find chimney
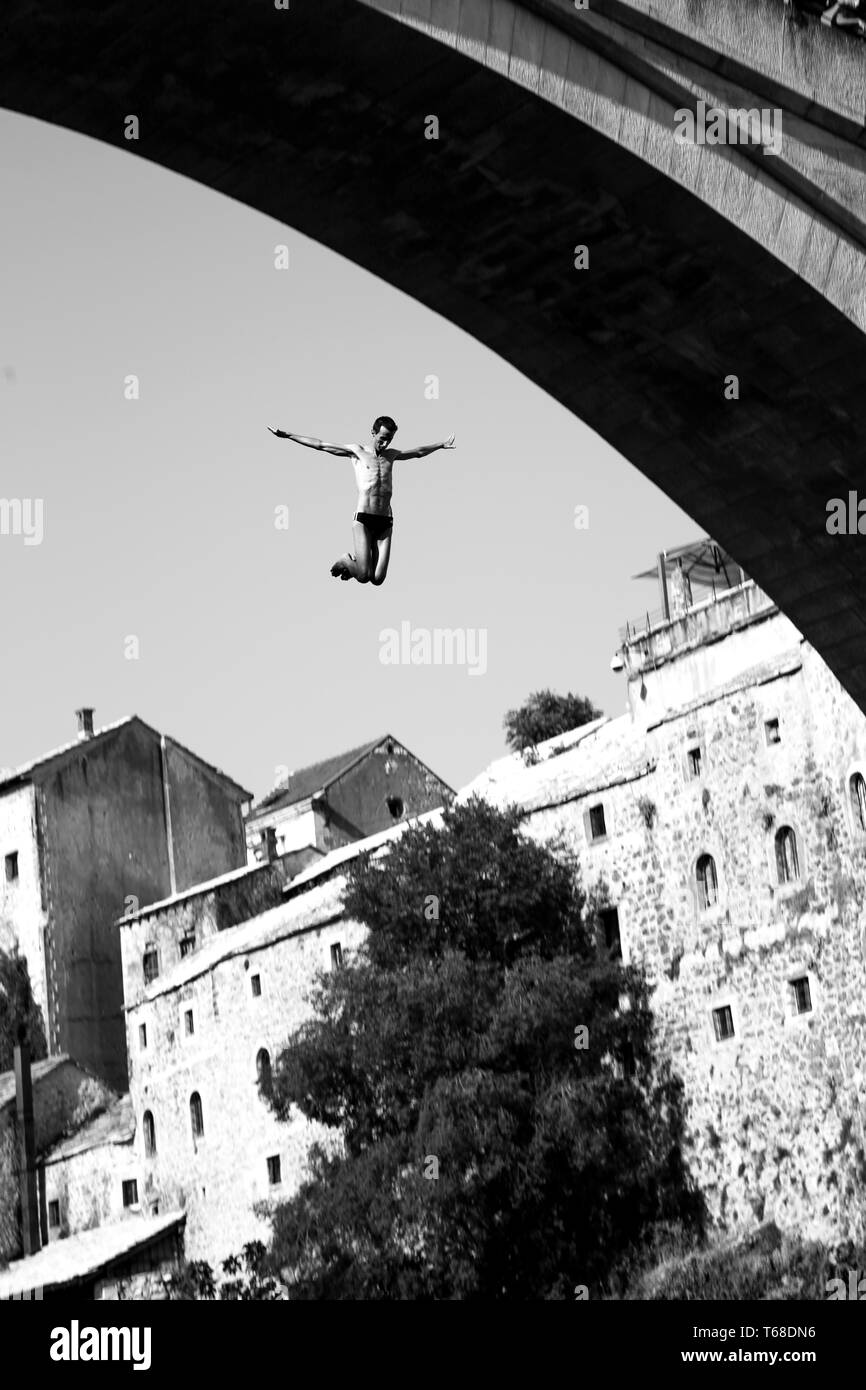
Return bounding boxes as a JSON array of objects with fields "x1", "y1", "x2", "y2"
[
  {"x1": 14, "y1": 1041, "x2": 41, "y2": 1257},
  {"x1": 75, "y1": 707, "x2": 95, "y2": 740},
  {"x1": 260, "y1": 827, "x2": 278, "y2": 863}
]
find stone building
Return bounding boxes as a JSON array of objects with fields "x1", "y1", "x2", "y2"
[
  {"x1": 0, "y1": 1053, "x2": 113, "y2": 1265},
  {"x1": 0, "y1": 710, "x2": 251, "y2": 1088},
  {"x1": 464, "y1": 542, "x2": 866, "y2": 1241},
  {"x1": 245, "y1": 734, "x2": 454, "y2": 862},
  {"x1": 14, "y1": 539, "x2": 866, "y2": 1266}
]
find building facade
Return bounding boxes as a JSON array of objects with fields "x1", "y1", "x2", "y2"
[
  {"x1": 0, "y1": 712, "x2": 251, "y2": 1089},
  {"x1": 245, "y1": 734, "x2": 454, "y2": 862}
]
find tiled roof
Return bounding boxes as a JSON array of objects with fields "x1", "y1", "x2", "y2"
[
  {"x1": 249, "y1": 735, "x2": 387, "y2": 815},
  {"x1": 0, "y1": 1055, "x2": 72, "y2": 1113},
  {"x1": 0, "y1": 716, "x2": 251, "y2": 799},
  {"x1": 0, "y1": 1211, "x2": 185, "y2": 1298},
  {"x1": 44, "y1": 1095, "x2": 134, "y2": 1164}
]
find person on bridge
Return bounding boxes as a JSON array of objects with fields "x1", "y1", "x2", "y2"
[{"x1": 267, "y1": 416, "x2": 456, "y2": 586}]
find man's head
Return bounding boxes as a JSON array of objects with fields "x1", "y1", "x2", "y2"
[{"x1": 372, "y1": 415, "x2": 398, "y2": 449}]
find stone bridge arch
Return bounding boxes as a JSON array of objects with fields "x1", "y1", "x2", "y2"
[{"x1": 3, "y1": 0, "x2": 866, "y2": 701}]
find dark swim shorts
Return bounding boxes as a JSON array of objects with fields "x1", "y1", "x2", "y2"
[{"x1": 354, "y1": 511, "x2": 393, "y2": 541}]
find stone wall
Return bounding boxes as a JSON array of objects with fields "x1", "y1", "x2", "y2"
[
  {"x1": 0, "y1": 783, "x2": 48, "y2": 1026},
  {"x1": 126, "y1": 874, "x2": 365, "y2": 1262},
  {"x1": 469, "y1": 619, "x2": 866, "y2": 1242},
  {"x1": 0, "y1": 1058, "x2": 113, "y2": 1264}
]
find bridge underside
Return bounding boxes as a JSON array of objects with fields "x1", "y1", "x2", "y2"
[{"x1": 3, "y1": 0, "x2": 866, "y2": 703}]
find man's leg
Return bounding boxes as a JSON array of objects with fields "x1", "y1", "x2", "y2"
[
  {"x1": 370, "y1": 528, "x2": 392, "y2": 586},
  {"x1": 331, "y1": 520, "x2": 375, "y2": 582}
]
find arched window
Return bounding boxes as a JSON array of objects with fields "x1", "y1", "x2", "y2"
[
  {"x1": 850, "y1": 774, "x2": 866, "y2": 832},
  {"x1": 143, "y1": 1109, "x2": 156, "y2": 1158},
  {"x1": 256, "y1": 1048, "x2": 272, "y2": 1093},
  {"x1": 190, "y1": 1091, "x2": 204, "y2": 1140},
  {"x1": 775, "y1": 827, "x2": 800, "y2": 884},
  {"x1": 696, "y1": 854, "x2": 718, "y2": 910}
]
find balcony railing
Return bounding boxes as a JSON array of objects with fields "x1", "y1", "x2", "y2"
[{"x1": 618, "y1": 580, "x2": 757, "y2": 646}]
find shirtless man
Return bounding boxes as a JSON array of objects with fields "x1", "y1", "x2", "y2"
[{"x1": 267, "y1": 415, "x2": 455, "y2": 585}]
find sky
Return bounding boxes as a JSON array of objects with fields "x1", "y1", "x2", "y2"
[{"x1": 0, "y1": 110, "x2": 702, "y2": 801}]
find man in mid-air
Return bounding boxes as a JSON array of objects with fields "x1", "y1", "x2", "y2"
[{"x1": 267, "y1": 415, "x2": 455, "y2": 586}]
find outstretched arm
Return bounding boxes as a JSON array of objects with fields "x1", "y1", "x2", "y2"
[
  {"x1": 268, "y1": 428, "x2": 354, "y2": 457},
  {"x1": 393, "y1": 434, "x2": 456, "y2": 460}
]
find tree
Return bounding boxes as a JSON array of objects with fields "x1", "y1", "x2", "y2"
[
  {"x1": 0, "y1": 947, "x2": 47, "y2": 1073},
  {"x1": 503, "y1": 689, "x2": 603, "y2": 753},
  {"x1": 166, "y1": 1243, "x2": 287, "y2": 1300},
  {"x1": 265, "y1": 798, "x2": 703, "y2": 1299}
]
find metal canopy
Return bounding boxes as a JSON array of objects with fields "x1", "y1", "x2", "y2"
[{"x1": 632, "y1": 538, "x2": 747, "y2": 591}]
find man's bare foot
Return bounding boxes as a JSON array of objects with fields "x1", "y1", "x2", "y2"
[{"x1": 330, "y1": 553, "x2": 354, "y2": 581}]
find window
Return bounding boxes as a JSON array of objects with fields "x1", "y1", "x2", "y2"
[
  {"x1": 775, "y1": 827, "x2": 800, "y2": 884},
  {"x1": 4, "y1": 851, "x2": 18, "y2": 883},
  {"x1": 257, "y1": 1048, "x2": 272, "y2": 1092},
  {"x1": 143, "y1": 1110, "x2": 156, "y2": 1158},
  {"x1": 599, "y1": 908, "x2": 622, "y2": 961},
  {"x1": 142, "y1": 948, "x2": 159, "y2": 986},
  {"x1": 330, "y1": 942, "x2": 343, "y2": 970},
  {"x1": 180, "y1": 935, "x2": 195, "y2": 959},
  {"x1": 184, "y1": 1009, "x2": 194, "y2": 1037},
  {"x1": 251, "y1": 973, "x2": 262, "y2": 998},
  {"x1": 687, "y1": 747, "x2": 702, "y2": 779},
  {"x1": 791, "y1": 977, "x2": 812, "y2": 1015},
  {"x1": 765, "y1": 718, "x2": 781, "y2": 746},
  {"x1": 122, "y1": 1179, "x2": 139, "y2": 1209},
  {"x1": 696, "y1": 854, "x2": 718, "y2": 910},
  {"x1": 267, "y1": 1155, "x2": 282, "y2": 1187},
  {"x1": 48, "y1": 1200, "x2": 60, "y2": 1229},
  {"x1": 850, "y1": 774, "x2": 866, "y2": 832},
  {"x1": 386, "y1": 795, "x2": 404, "y2": 819},
  {"x1": 190, "y1": 1091, "x2": 204, "y2": 1140},
  {"x1": 589, "y1": 804, "x2": 607, "y2": 840},
  {"x1": 139, "y1": 1023, "x2": 147, "y2": 1050},
  {"x1": 712, "y1": 1005, "x2": 735, "y2": 1042}
]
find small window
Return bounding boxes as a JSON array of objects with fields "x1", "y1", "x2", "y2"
[
  {"x1": 791, "y1": 977, "x2": 812, "y2": 1015},
  {"x1": 122, "y1": 1179, "x2": 139, "y2": 1209},
  {"x1": 184, "y1": 1008, "x2": 194, "y2": 1037},
  {"x1": 687, "y1": 747, "x2": 702, "y2": 779},
  {"x1": 712, "y1": 1005, "x2": 735, "y2": 1042},
  {"x1": 257, "y1": 1048, "x2": 272, "y2": 1093},
  {"x1": 599, "y1": 908, "x2": 622, "y2": 962},
  {"x1": 589, "y1": 804, "x2": 606, "y2": 840},
  {"x1": 139, "y1": 1023, "x2": 147, "y2": 1050},
  {"x1": 696, "y1": 854, "x2": 718, "y2": 910},
  {"x1": 267, "y1": 1155, "x2": 282, "y2": 1187},
  {"x1": 180, "y1": 935, "x2": 195, "y2": 959},
  {"x1": 850, "y1": 774, "x2": 866, "y2": 832},
  {"x1": 48, "y1": 1200, "x2": 60, "y2": 1229},
  {"x1": 190, "y1": 1092, "x2": 204, "y2": 1140},
  {"x1": 251, "y1": 973, "x2": 262, "y2": 998},
  {"x1": 386, "y1": 795, "x2": 404, "y2": 819},
  {"x1": 775, "y1": 827, "x2": 800, "y2": 884},
  {"x1": 330, "y1": 942, "x2": 343, "y2": 970},
  {"x1": 4, "y1": 851, "x2": 18, "y2": 883},
  {"x1": 142, "y1": 948, "x2": 159, "y2": 986},
  {"x1": 765, "y1": 718, "x2": 781, "y2": 746},
  {"x1": 143, "y1": 1110, "x2": 156, "y2": 1158}
]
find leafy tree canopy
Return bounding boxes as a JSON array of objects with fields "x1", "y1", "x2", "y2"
[
  {"x1": 0, "y1": 947, "x2": 47, "y2": 1073},
  {"x1": 503, "y1": 689, "x2": 603, "y2": 753},
  {"x1": 267, "y1": 798, "x2": 702, "y2": 1299}
]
